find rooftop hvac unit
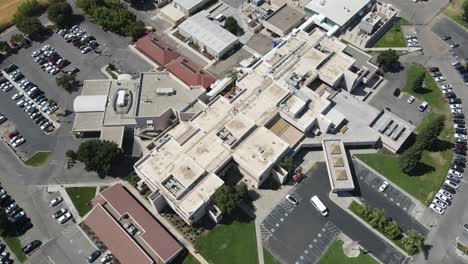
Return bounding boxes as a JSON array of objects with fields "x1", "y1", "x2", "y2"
[
  {"x1": 156, "y1": 87, "x2": 175, "y2": 96},
  {"x1": 116, "y1": 90, "x2": 126, "y2": 107}
]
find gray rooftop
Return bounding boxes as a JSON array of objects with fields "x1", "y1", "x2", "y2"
[
  {"x1": 305, "y1": 0, "x2": 371, "y2": 26},
  {"x1": 136, "y1": 72, "x2": 204, "y2": 117},
  {"x1": 265, "y1": 5, "x2": 305, "y2": 33},
  {"x1": 174, "y1": 0, "x2": 206, "y2": 11},
  {"x1": 178, "y1": 10, "x2": 239, "y2": 55}
]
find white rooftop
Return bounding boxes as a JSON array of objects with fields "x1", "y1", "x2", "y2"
[
  {"x1": 174, "y1": 0, "x2": 205, "y2": 12},
  {"x1": 74, "y1": 95, "x2": 107, "y2": 112},
  {"x1": 305, "y1": 0, "x2": 371, "y2": 26},
  {"x1": 178, "y1": 10, "x2": 238, "y2": 55}
]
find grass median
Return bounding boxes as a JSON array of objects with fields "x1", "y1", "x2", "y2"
[
  {"x1": 2, "y1": 232, "x2": 27, "y2": 263},
  {"x1": 373, "y1": 18, "x2": 409, "y2": 48},
  {"x1": 444, "y1": 0, "x2": 468, "y2": 29},
  {"x1": 24, "y1": 151, "x2": 51, "y2": 167},
  {"x1": 357, "y1": 64, "x2": 453, "y2": 204},
  {"x1": 318, "y1": 238, "x2": 378, "y2": 264},
  {"x1": 65, "y1": 187, "x2": 96, "y2": 217}
]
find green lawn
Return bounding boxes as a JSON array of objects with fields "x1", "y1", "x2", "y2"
[
  {"x1": 65, "y1": 187, "x2": 97, "y2": 217},
  {"x1": 24, "y1": 151, "x2": 51, "y2": 167},
  {"x1": 444, "y1": 0, "x2": 468, "y2": 29},
  {"x1": 318, "y1": 239, "x2": 378, "y2": 264},
  {"x1": 2, "y1": 233, "x2": 27, "y2": 263},
  {"x1": 194, "y1": 210, "x2": 258, "y2": 264},
  {"x1": 373, "y1": 18, "x2": 409, "y2": 47},
  {"x1": 264, "y1": 248, "x2": 281, "y2": 264},
  {"x1": 357, "y1": 64, "x2": 453, "y2": 204}
]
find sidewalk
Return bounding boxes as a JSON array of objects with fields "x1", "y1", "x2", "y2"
[
  {"x1": 121, "y1": 182, "x2": 209, "y2": 264},
  {"x1": 328, "y1": 192, "x2": 409, "y2": 257}
]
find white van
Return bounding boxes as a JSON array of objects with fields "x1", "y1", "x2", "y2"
[
  {"x1": 215, "y1": 14, "x2": 226, "y2": 22},
  {"x1": 310, "y1": 195, "x2": 328, "y2": 216},
  {"x1": 418, "y1": 101, "x2": 428, "y2": 112}
]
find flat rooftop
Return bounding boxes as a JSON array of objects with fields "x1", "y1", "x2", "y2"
[
  {"x1": 305, "y1": 0, "x2": 372, "y2": 26},
  {"x1": 102, "y1": 79, "x2": 139, "y2": 126},
  {"x1": 322, "y1": 139, "x2": 355, "y2": 192},
  {"x1": 265, "y1": 5, "x2": 305, "y2": 33},
  {"x1": 370, "y1": 110, "x2": 415, "y2": 153},
  {"x1": 136, "y1": 72, "x2": 204, "y2": 117}
]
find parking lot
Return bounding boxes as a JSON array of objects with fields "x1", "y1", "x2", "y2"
[{"x1": 262, "y1": 162, "x2": 410, "y2": 264}]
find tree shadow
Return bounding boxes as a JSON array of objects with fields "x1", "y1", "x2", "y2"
[
  {"x1": 219, "y1": 208, "x2": 254, "y2": 225},
  {"x1": 414, "y1": 87, "x2": 432, "y2": 94},
  {"x1": 409, "y1": 162, "x2": 435, "y2": 176},
  {"x1": 426, "y1": 139, "x2": 452, "y2": 152},
  {"x1": 388, "y1": 61, "x2": 404, "y2": 73}
]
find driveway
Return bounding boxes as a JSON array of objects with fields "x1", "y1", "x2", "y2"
[{"x1": 262, "y1": 162, "x2": 409, "y2": 264}]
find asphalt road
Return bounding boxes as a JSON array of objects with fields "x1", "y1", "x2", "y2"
[{"x1": 263, "y1": 163, "x2": 409, "y2": 264}]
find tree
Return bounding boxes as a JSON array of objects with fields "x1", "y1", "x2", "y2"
[
  {"x1": 10, "y1": 34, "x2": 25, "y2": 45},
  {"x1": 224, "y1": 16, "x2": 239, "y2": 35},
  {"x1": 412, "y1": 72, "x2": 424, "y2": 93},
  {"x1": 384, "y1": 220, "x2": 401, "y2": 240},
  {"x1": 0, "y1": 42, "x2": 11, "y2": 54},
  {"x1": 376, "y1": 49, "x2": 399, "y2": 72},
  {"x1": 66, "y1": 150, "x2": 77, "y2": 160},
  {"x1": 56, "y1": 73, "x2": 77, "y2": 93},
  {"x1": 279, "y1": 157, "x2": 294, "y2": 173},
  {"x1": 214, "y1": 185, "x2": 242, "y2": 215},
  {"x1": 128, "y1": 21, "x2": 146, "y2": 41},
  {"x1": 463, "y1": 0, "x2": 468, "y2": 23},
  {"x1": 399, "y1": 144, "x2": 423, "y2": 174},
  {"x1": 401, "y1": 229, "x2": 425, "y2": 255},
  {"x1": 15, "y1": 0, "x2": 44, "y2": 17},
  {"x1": 47, "y1": 1, "x2": 73, "y2": 28},
  {"x1": 235, "y1": 182, "x2": 249, "y2": 201},
  {"x1": 76, "y1": 139, "x2": 123, "y2": 175},
  {"x1": 416, "y1": 114, "x2": 445, "y2": 149},
  {"x1": 368, "y1": 208, "x2": 387, "y2": 231},
  {"x1": 358, "y1": 203, "x2": 372, "y2": 220},
  {"x1": 14, "y1": 15, "x2": 42, "y2": 36}
]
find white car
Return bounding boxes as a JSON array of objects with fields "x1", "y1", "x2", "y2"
[
  {"x1": 407, "y1": 96, "x2": 415, "y2": 104},
  {"x1": 450, "y1": 104, "x2": 463, "y2": 109},
  {"x1": 11, "y1": 93, "x2": 23, "y2": 100},
  {"x1": 285, "y1": 194, "x2": 298, "y2": 205},
  {"x1": 444, "y1": 180, "x2": 459, "y2": 189},
  {"x1": 12, "y1": 137, "x2": 25, "y2": 147},
  {"x1": 2, "y1": 84, "x2": 12, "y2": 92},
  {"x1": 433, "y1": 198, "x2": 447, "y2": 209},
  {"x1": 57, "y1": 212, "x2": 72, "y2": 224},
  {"x1": 435, "y1": 192, "x2": 450, "y2": 204},
  {"x1": 50, "y1": 196, "x2": 63, "y2": 207},
  {"x1": 81, "y1": 47, "x2": 91, "y2": 54},
  {"x1": 430, "y1": 203, "x2": 444, "y2": 215},
  {"x1": 435, "y1": 76, "x2": 446, "y2": 82},
  {"x1": 448, "y1": 169, "x2": 463, "y2": 178},
  {"x1": 455, "y1": 134, "x2": 468, "y2": 139},
  {"x1": 441, "y1": 84, "x2": 453, "y2": 89},
  {"x1": 454, "y1": 124, "x2": 466, "y2": 129},
  {"x1": 418, "y1": 101, "x2": 428, "y2": 112},
  {"x1": 438, "y1": 189, "x2": 453, "y2": 199},
  {"x1": 379, "y1": 181, "x2": 389, "y2": 192}
]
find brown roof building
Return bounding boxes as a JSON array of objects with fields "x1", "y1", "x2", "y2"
[
  {"x1": 84, "y1": 184, "x2": 183, "y2": 264},
  {"x1": 166, "y1": 56, "x2": 216, "y2": 89},
  {"x1": 135, "y1": 34, "x2": 181, "y2": 66}
]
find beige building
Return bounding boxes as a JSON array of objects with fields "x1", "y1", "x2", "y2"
[{"x1": 263, "y1": 4, "x2": 305, "y2": 37}]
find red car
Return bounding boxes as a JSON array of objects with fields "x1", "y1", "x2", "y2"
[
  {"x1": 7, "y1": 130, "x2": 19, "y2": 139},
  {"x1": 444, "y1": 92, "x2": 455, "y2": 98},
  {"x1": 454, "y1": 144, "x2": 467, "y2": 150},
  {"x1": 428, "y1": 67, "x2": 439, "y2": 72}
]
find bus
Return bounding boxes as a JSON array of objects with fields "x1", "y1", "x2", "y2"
[{"x1": 310, "y1": 195, "x2": 328, "y2": 216}]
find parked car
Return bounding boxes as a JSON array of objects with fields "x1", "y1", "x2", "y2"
[
  {"x1": 435, "y1": 192, "x2": 450, "y2": 204},
  {"x1": 285, "y1": 194, "x2": 298, "y2": 205},
  {"x1": 455, "y1": 133, "x2": 468, "y2": 139},
  {"x1": 450, "y1": 43, "x2": 460, "y2": 48},
  {"x1": 433, "y1": 198, "x2": 448, "y2": 209},
  {"x1": 454, "y1": 119, "x2": 465, "y2": 125},
  {"x1": 378, "y1": 181, "x2": 389, "y2": 192},
  {"x1": 418, "y1": 101, "x2": 428, "y2": 112},
  {"x1": 444, "y1": 180, "x2": 459, "y2": 189},
  {"x1": 447, "y1": 174, "x2": 461, "y2": 183},
  {"x1": 49, "y1": 196, "x2": 63, "y2": 207},
  {"x1": 443, "y1": 35, "x2": 451, "y2": 40},
  {"x1": 441, "y1": 184, "x2": 456, "y2": 194},
  {"x1": 57, "y1": 212, "x2": 72, "y2": 224},
  {"x1": 435, "y1": 76, "x2": 446, "y2": 82},
  {"x1": 428, "y1": 67, "x2": 440, "y2": 72},
  {"x1": 12, "y1": 137, "x2": 25, "y2": 147},
  {"x1": 429, "y1": 203, "x2": 444, "y2": 215},
  {"x1": 407, "y1": 96, "x2": 415, "y2": 104},
  {"x1": 439, "y1": 189, "x2": 453, "y2": 199},
  {"x1": 87, "y1": 250, "x2": 102, "y2": 263},
  {"x1": 52, "y1": 208, "x2": 68, "y2": 219},
  {"x1": 22, "y1": 240, "x2": 41, "y2": 254},
  {"x1": 8, "y1": 211, "x2": 25, "y2": 223}
]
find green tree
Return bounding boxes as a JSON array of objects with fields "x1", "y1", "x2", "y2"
[
  {"x1": 214, "y1": 185, "x2": 242, "y2": 215},
  {"x1": 128, "y1": 21, "x2": 146, "y2": 40},
  {"x1": 47, "y1": 1, "x2": 73, "y2": 28},
  {"x1": 417, "y1": 114, "x2": 445, "y2": 149},
  {"x1": 384, "y1": 220, "x2": 401, "y2": 240},
  {"x1": 235, "y1": 182, "x2": 249, "y2": 201},
  {"x1": 399, "y1": 144, "x2": 423, "y2": 174},
  {"x1": 56, "y1": 73, "x2": 77, "y2": 93},
  {"x1": 377, "y1": 49, "x2": 399, "y2": 72},
  {"x1": 407, "y1": 229, "x2": 425, "y2": 251},
  {"x1": 412, "y1": 72, "x2": 424, "y2": 93},
  {"x1": 15, "y1": 0, "x2": 44, "y2": 17},
  {"x1": 368, "y1": 208, "x2": 387, "y2": 231},
  {"x1": 279, "y1": 157, "x2": 294, "y2": 173},
  {"x1": 463, "y1": 0, "x2": 468, "y2": 23},
  {"x1": 76, "y1": 0, "x2": 105, "y2": 14},
  {"x1": 10, "y1": 34, "x2": 25, "y2": 45},
  {"x1": 224, "y1": 16, "x2": 239, "y2": 35},
  {"x1": 0, "y1": 41, "x2": 11, "y2": 54},
  {"x1": 358, "y1": 203, "x2": 372, "y2": 220},
  {"x1": 66, "y1": 149, "x2": 77, "y2": 160},
  {"x1": 76, "y1": 139, "x2": 123, "y2": 175},
  {"x1": 14, "y1": 15, "x2": 42, "y2": 35}
]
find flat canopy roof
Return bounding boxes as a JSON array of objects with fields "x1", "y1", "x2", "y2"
[
  {"x1": 305, "y1": 0, "x2": 371, "y2": 26},
  {"x1": 322, "y1": 139, "x2": 355, "y2": 192},
  {"x1": 178, "y1": 10, "x2": 238, "y2": 55},
  {"x1": 74, "y1": 95, "x2": 107, "y2": 112}
]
